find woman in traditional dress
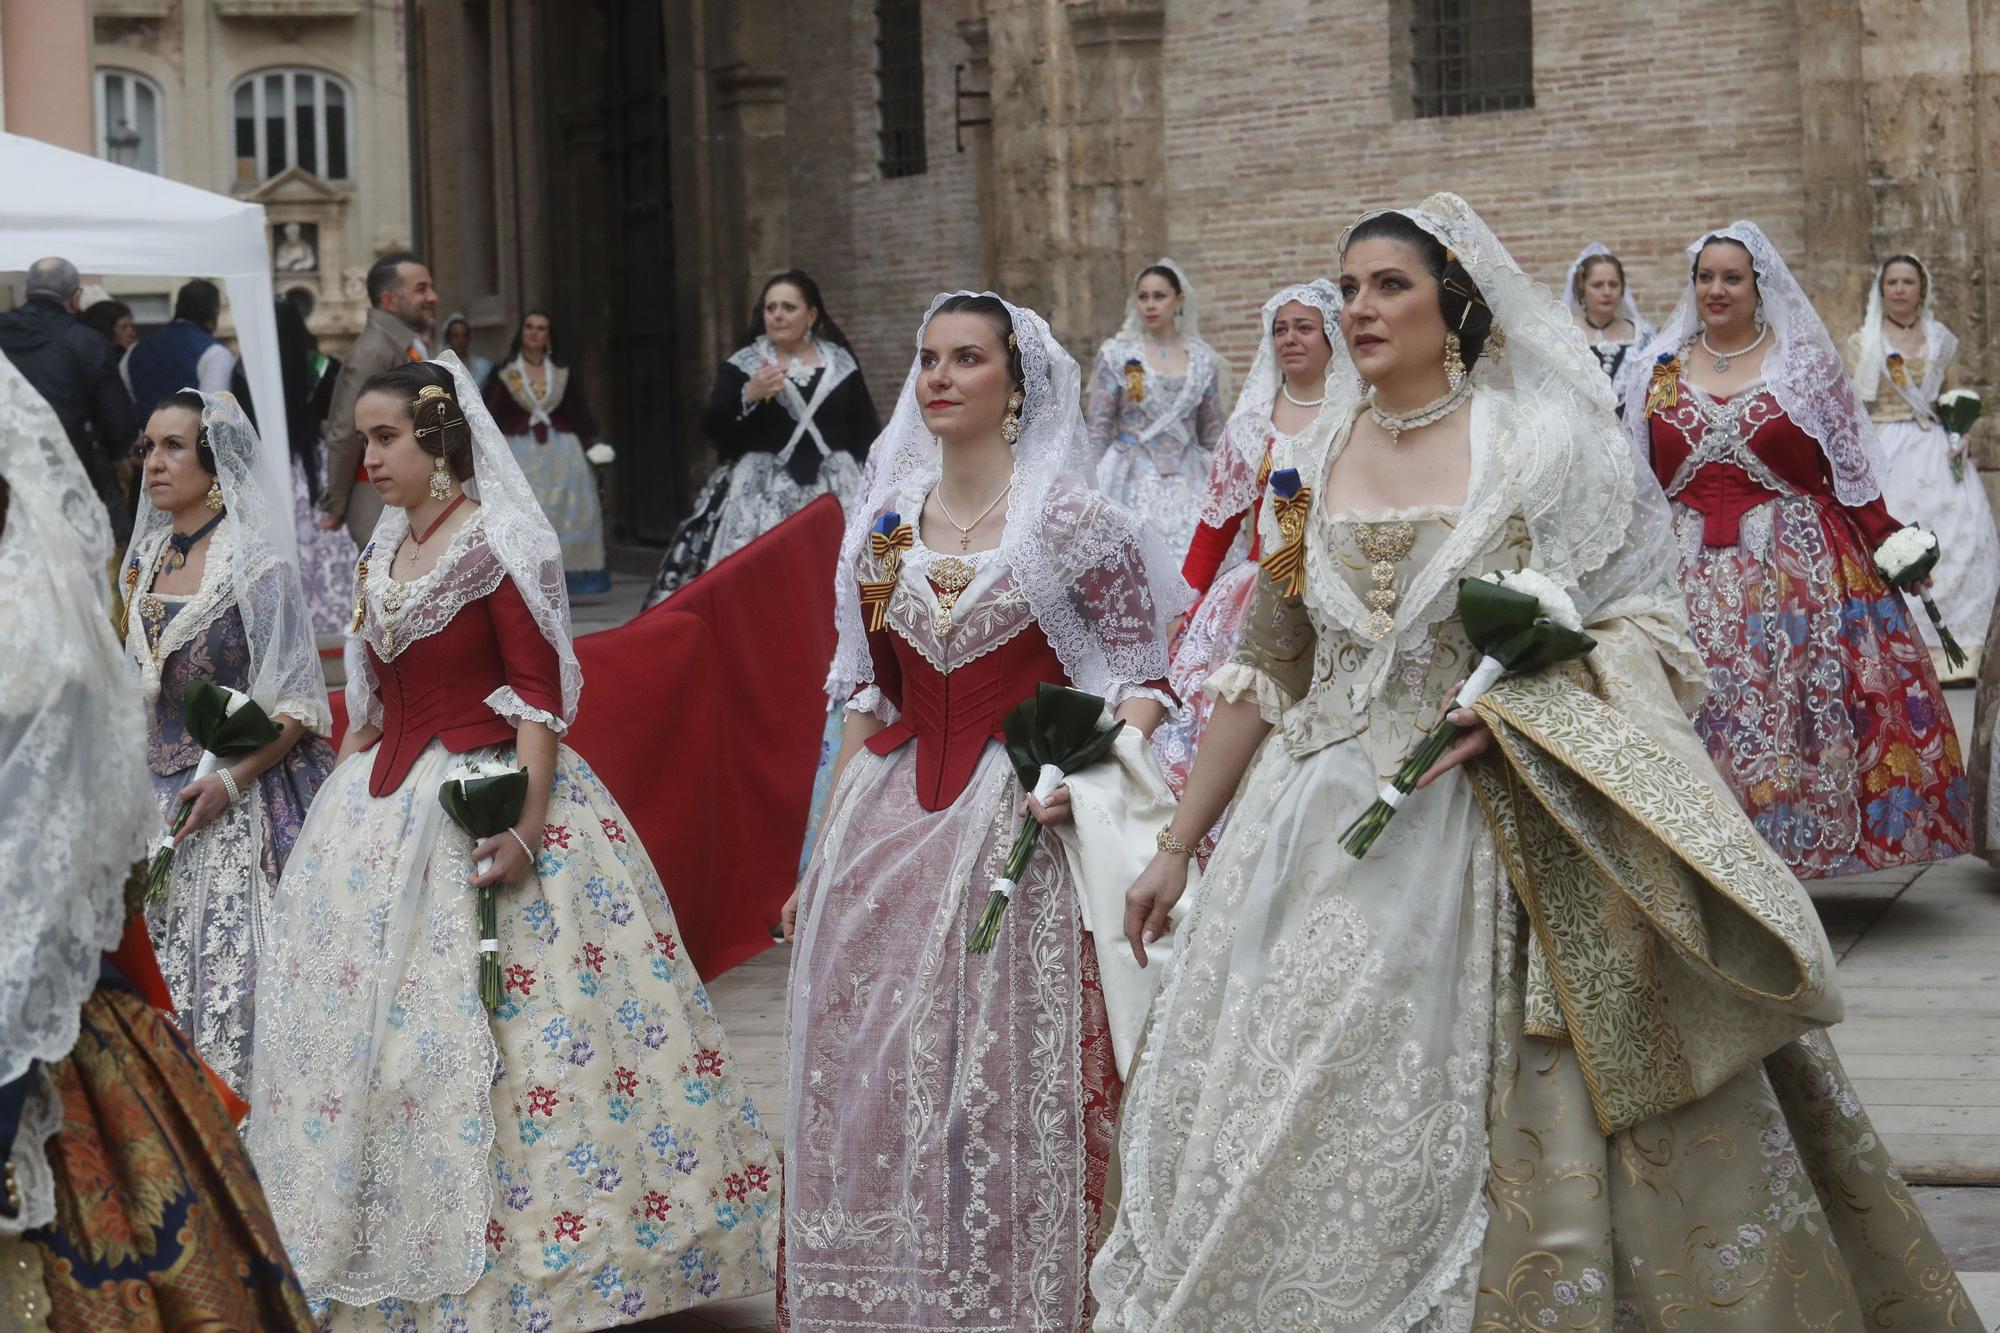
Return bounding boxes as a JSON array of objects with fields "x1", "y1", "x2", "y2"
[
  {"x1": 646, "y1": 270, "x2": 880, "y2": 605},
  {"x1": 246, "y1": 355, "x2": 779, "y2": 1330},
  {"x1": 1093, "y1": 194, "x2": 1972, "y2": 1332},
  {"x1": 1565, "y1": 241, "x2": 1654, "y2": 415},
  {"x1": 1843, "y1": 254, "x2": 1998, "y2": 680},
  {"x1": 120, "y1": 388, "x2": 335, "y2": 1097},
  {"x1": 484, "y1": 311, "x2": 611, "y2": 595},
  {"x1": 0, "y1": 353, "x2": 312, "y2": 1330},
  {"x1": 1085, "y1": 259, "x2": 1228, "y2": 561},
  {"x1": 1153, "y1": 279, "x2": 1341, "y2": 795},
  {"x1": 780, "y1": 293, "x2": 1186, "y2": 1332},
  {"x1": 1630, "y1": 225, "x2": 1968, "y2": 879}
]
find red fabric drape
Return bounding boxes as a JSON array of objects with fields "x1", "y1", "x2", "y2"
[{"x1": 327, "y1": 495, "x2": 844, "y2": 980}]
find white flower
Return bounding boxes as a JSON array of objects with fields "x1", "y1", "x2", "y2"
[
  {"x1": 1938, "y1": 388, "x2": 1981, "y2": 409},
  {"x1": 1874, "y1": 526, "x2": 1940, "y2": 580},
  {"x1": 1553, "y1": 1279, "x2": 1579, "y2": 1304},
  {"x1": 443, "y1": 759, "x2": 522, "y2": 785},
  {"x1": 1485, "y1": 567, "x2": 1583, "y2": 632},
  {"x1": 586, "y1": 442, "x2": 617, "y2": 466},
  {"x1": 1737, "y1": 1224, "x2": 1765, "y2": 1247},
  {"x1": 1579, "y1": 1268, "x2": 1605, "y2": 1295},
  {"x1": 219, "y1": 685, "x2": 253, "y2": 717}
]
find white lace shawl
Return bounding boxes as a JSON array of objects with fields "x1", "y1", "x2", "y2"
[
  {"x1": 826, "y1": 293, "x2": 1190, "y2": 707},
  {"x1": 1200, "y1": 279, "x2": 1342, "y2": 528},
  {"x1": 344, "y1": 352, "x2": 580, "y2": 732},
  {"x1": 496, "y1": 354, "x2": 569, "y2": 429},
  {"x1": 1625, "y1": 220, "x2": 1887, "y2": 506},
  {"x1": 1850, "y1": 255, "x2": 1958, "y2": 410},
  {"x1": 1272, "y1": 193, "x2": 1701, "y2": 712},
  {"x1": 0, "y1": 356, "x2": 155, "y2": 1230},
  {"x1": 120, "y1": 391, "x2": 330, "y2": 735}
]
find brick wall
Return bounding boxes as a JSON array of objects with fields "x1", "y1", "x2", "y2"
[{"x1": 1160, "y1": 0, "x2": 1806, "y2": 379}]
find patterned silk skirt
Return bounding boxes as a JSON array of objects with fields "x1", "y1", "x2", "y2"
[
  {"x1": 1674, "y1": 495, "x2": 1969, "y2": 879},
  {"x1": 5, "y1": 982, "x2": 313, "y2": 1331},
  {"x1": 507, "y1": 428, "x2": 609, "y2": 595}
]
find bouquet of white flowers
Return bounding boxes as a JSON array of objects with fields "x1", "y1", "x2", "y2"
[
  {"x1": 439, "y1": 759, "x2": 531, "y2": 1011},
  {"x1": 147, "y1": 681, "x2": 282, "y2": 903},
  {"x1": 1340, "y1": 569, "x2": 1595, "y2": 857},
  {"x1": 585, "y1": 441, "x2": 616, "y2": 466},
  {"x1": 1936, "y1": 389, "x2": 1982, "y2": 483},
  {"x1": 1875, "y1": 526, "x2": 1965, "y2": 671}
]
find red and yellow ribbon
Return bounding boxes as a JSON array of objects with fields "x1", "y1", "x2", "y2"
[
  {"x1": 860, "y1": 523, "x2": 914, "y2": 631},
  {"x1": 1259, "y1": 486, "x2": 1313, "y2": 599},
  {"x1": 1645, "y1": 356, "x2": 1681, "y2": 419}
]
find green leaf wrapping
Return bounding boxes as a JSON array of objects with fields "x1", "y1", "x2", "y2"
[
  {"x1": 438, "y1": 769, "x2": 531, "y2": 1012},
  {"x1": 1935, "y1": 394, "x2": 1983, "y2": 438},
  {"x1": 181, "y1": 680, "x2": 283, "y2": 758}
]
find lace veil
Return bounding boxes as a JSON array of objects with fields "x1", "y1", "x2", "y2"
[
  {"x1": 1850, "y1": 254, "x2": 1957, "y2": 406},
  {"x1": 1283, "y1": 193, "x2": 1690, "y2": 687},
  {"x1": 1625, "y1": 220, "x2": 1885, "y2": 506},
  {"x1": 1107, "y1": 256, "x2": 1232, "y2": 415},
  {"x1": 120, "y1": 391, "x2": 329, "y2": 733},
  {"x1": 0, "y1": 355, "x2": 155, "y2": 1227},
  {"x1": 1200, "y1": 279, "x2": 1342, "y2": 527},
  {"x1": 1562, "y1": 241, "x2": 1655, "y2": 341},
  {"x1": 826, "y1": 293, "x2": 1189, "y2": 704},
  {"x1": 345, "y1": 351, "x2": 582, "y2": 730}
]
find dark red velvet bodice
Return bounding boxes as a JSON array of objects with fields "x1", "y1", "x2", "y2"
[
  {"x1": 363, "y1": 574, "x2": 565, "y2": 796},
  {"x1": 861, "y1": 621, "x2": 1070, "y2": 813},
  {"x1": 1649, "y1": 387, "x2": 1900, "y2": 548}
]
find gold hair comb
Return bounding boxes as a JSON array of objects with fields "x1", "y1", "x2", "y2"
[{"x1": 413, "y1": 383, "x2": 464, "y2": 437}]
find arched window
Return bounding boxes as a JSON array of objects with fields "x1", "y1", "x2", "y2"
[
  {"x1": 231, "y1": 67, "x2": 352, "y2": 183},
  {"x1": 95, "y1": 69, "x2": 163, "y2": 175}
]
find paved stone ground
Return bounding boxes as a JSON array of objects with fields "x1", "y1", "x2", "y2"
[{"x1": 588, "y1": 570, "x2": 2000, "y2": 1331}]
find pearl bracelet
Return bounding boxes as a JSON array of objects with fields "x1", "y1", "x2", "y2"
[
  {"x1": 218, "y1": 767, "x2": 241, "y2": 804},
  {"x1": 506, "y1": 827, "x2": 535, "y2": 864}
]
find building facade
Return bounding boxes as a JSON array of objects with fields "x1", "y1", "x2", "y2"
[
  {"x1": 84, "y1": 0, "x2": 412, "y2": 352},
  {"x1": 409, "y1": 0, "x2": 2000, "y2": 543}
]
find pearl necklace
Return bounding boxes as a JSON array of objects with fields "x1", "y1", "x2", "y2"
[
  {"x1": 1699, "y1": 323, "x2": 1768, "y2": 372},
  {"x1": 1368, "y1": 379, "x2": 1471, "y2": 446},
  {"x1": 1280, "y1": 381, "x2": 1326, "y2": 408}
]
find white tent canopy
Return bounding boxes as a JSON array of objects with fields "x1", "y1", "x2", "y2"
[{"x1": 0, "y1": 131, "x2": 294, "y2": 559}]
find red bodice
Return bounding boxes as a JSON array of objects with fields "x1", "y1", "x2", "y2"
[
  {"x1": 1649, "y1": 388, "x2": 1900, "y2": 549},
  {"x1": 861, "y1": 620, "x2": 1070, "y2": 813},
  {"x1": 362, "y1": 575, "x2": 565, "y2": 796}
]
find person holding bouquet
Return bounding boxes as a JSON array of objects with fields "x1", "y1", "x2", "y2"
[
  {"x1": 1629, "y1": 225, "x2": 1968, "y2": 879},
  {"x1": 0, "y1": 354, "x2": 312, "y2": 1329},
  {"x1": 1092, "y1": 195, "x2": 1970, "y2": 1331},
  {"x1": 780, "y1": 293, "x2": 1187, "y2": 1331},
  {"x1": 1843, "y1": 254, "x2": 1998, "y2": 680},
  {"x1": 119, "y1": 388, "x2": 334, "y2": 1098},
  {"x1": 245, "y1": 356, "x2": 779, "y2": 1331}
]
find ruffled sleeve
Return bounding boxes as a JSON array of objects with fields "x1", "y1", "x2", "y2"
[
  {"x1": 484, "y1": 574, "x2": 568, "y2": 733},
  {"x1": 1212, "y1": 564, "x2": 1315, "y2": 723}
]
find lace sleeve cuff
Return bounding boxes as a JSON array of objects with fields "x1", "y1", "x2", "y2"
[
  {"x1": 0, "y1": 1067, "x2": 62, "y2": 1236},
  {"x1": 1107, "y1": 682, "x2": 1177, "y2": 714},
  {"x1": 277, "y1": 697, "x2": 335, "y2": 739},
  {"x1": 486, "y1": 686, "x2": 570, "y2": 735},
  {"x1": 1208, "y1": 662, "x2": 1293, "y2": 724},
  {"x1": 845, "y1": 684, "x2": 900, "y2": 725}
]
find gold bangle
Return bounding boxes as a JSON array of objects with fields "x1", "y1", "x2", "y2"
[{"x1": 1156, "y1": 825, "x2": 1197, "y2": 858}]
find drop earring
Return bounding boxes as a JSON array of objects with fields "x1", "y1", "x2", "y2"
[
  {"x1": 1443, "y1": 331, "x2": 1466, "y2": 391},
  {"x1": 1000, "y1": 392, "x2": 1024, "y2": 445},
  {"x1": 205, "y1": 477, "x2": 225, "y2": 510},
  {"x1": 429, "y1": 455, "x2": 455, "y2": 501}
]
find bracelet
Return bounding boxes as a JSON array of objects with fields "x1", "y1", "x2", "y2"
[
  {"x1": 218, "y1": 767, "x2": 241, "y2": 804},
  {"x1": 4, "y1": 1158, "x2": 19, "y2": 1216},
  {"x1": 506, "y1": 827, "x2": 535, "y2": 865},
  {"x1": 1156, "y1": 825, "x2": 1197, "y2": 858}
]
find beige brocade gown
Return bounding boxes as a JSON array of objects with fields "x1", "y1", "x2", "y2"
[{"x1": 1094, "y1": 508, "x2": 1973, "y2": 1331}]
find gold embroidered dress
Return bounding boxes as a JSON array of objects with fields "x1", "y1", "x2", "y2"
[{"x1": 1090, "y1": 195, "x2": 1972, "y2": 1333}]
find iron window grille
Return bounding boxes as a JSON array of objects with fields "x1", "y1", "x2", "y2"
[
  {"x1": 876, "y1": 0, "x2": 927, "y2": 178},
  {"x1": 1409, "y1": 0, "x2": 1533, "y2": 119}
]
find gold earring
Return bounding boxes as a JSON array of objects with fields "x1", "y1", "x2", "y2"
[
  {"x1": 205, "y1": 477, "x2": 225, "y2": 510},
  {"x1": 1001, "y1": 392, "x2": 1024, "y2": 444},
  {"x1": 428, "y1": 455, "x2": 455, "y2": 501},
  {"x1": 1443, "y1": 331, "x2": 1465, "y2": 391}
]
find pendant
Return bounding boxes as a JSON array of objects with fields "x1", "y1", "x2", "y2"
[
  {"x1": 1712, "y1": 353, "x2": 1729, "y2": 373},
  {"x1": 930, "y1": 556, "x2": 975, "y2": 641}
]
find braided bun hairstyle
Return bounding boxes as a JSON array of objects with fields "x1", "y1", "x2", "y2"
[{"x1": 359, "y1": 362, "x2": 475, "y2": 480}]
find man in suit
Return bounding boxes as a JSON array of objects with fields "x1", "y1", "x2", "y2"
[{"x1": 316, "y1": 252, "x2": 440, "y2": 544}]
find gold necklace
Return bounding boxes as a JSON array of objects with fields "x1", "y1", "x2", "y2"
[
  {"x1": 933, "y1": 482, "x2": 1010, "y2": 552},
  {"x1": 929, "y1": 556, "x2": 976, "y2": 640}
]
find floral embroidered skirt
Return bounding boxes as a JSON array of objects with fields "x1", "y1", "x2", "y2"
[
  {"x1": 507, "y1": 429, "x2": 608, "y2": 594},
  {"x1": 646, "y1": 451, "x2": 861, "y2": 608},
  {"x1": 292, "y1": 452, "x2": 360, "y2": 639},
  {"x1": 784, "y1": 740, "x2": 1121, "y2": 1332},
  {"x1": 248, "y1": 740, "x2": 779, "y2": 1331},
  {"x1": 1151, "y1": 557, "x2": 1257, "y2": 796},
  {"x1": 1674, "y1": 495, "x2": 1969, "y2": 879},
  {"x1": 9, "y1": 983, "x2": 313, "y2": 1331}
]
